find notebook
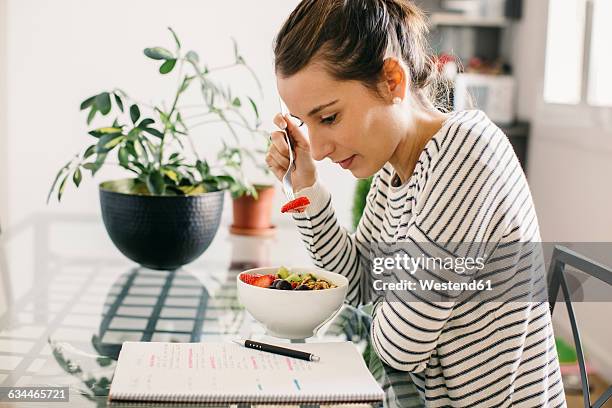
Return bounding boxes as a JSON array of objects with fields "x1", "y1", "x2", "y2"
[{"x1": 108, "y1": 341, "x2": 384, "y2": 404}]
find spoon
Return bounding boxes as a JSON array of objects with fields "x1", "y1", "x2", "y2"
[{"x1": 278, "y1": 98, "x2": 296, "y2": 201}]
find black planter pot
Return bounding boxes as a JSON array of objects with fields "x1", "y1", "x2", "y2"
[{"x1": 99, "y1": 179, "x2": 225, "y2": 270}]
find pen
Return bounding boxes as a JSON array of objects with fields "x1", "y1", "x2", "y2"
[{"x1": 232, "y1": 339, "x2": 320, "y2": 362}]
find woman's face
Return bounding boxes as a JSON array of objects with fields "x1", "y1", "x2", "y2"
[{"x1": 277, "y1": 63, "x2": 401, "y2": 179}]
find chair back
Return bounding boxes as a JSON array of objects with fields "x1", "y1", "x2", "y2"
[{"x1": 548, "y1": 245, "x2": 612, "y2": 408}]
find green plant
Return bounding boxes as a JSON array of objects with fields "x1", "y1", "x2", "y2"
[
  {"x1": 555, "y1": 337, "x2": 578, "y2": 364},
  {"x1": 352, "y1": 177, "x2": 373, "y2": 231},
  {"x1": 48, "y1": 27, "x2": 269, "y2": 202}
]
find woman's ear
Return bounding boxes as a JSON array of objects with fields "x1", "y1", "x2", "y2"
[{"x1": 382, "y1": 58, "x2": 407, "y2": 102}]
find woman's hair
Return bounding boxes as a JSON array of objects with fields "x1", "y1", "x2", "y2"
[{"x1": 274, "y1": 0, "x2": 452, "y2": 112}]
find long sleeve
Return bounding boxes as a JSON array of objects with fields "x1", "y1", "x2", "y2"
[
  {"x1": 293, "y1": 110, "x2": 566, "y2": 406},
  {"x1": 369, "y1": 222, "x2": 458, "y2": 373},
  {"x1": 369, "y1": 111, "x2": 527, "y2": 374},
  {"x1": 291, "y1": 177, "x2": 380, "y2": 307}
]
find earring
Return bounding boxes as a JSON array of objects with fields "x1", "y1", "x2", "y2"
[{"x1": 392, "y1": 97, "x2": 402, "y2": 105}]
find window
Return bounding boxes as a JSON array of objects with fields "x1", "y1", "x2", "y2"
[
  {"x1": 587, "y1": 0, "x2": 612, "y2": 106},
  {"x1": 544, "y1": 0, "x2": 612, "y2": 107},
  {"x1": 543, "y1": 0, "x2": 585, "y2": 104}
]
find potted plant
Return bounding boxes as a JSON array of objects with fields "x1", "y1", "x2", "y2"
[
  {"x1": 217, "y1": 146, "x2": 277, "y2": 237},
  {"x1": 229, "y1": 182, "x2": 277, "y2": 237},
  {"x1": 47, "y1": 28, "x2": 272, "y2": 269}
]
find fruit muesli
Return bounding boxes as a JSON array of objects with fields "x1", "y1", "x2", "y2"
[{"x1": 239, "y1": 266, "x2": 338, "y2": 291}]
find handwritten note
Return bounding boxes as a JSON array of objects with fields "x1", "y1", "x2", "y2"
[{"x1": 109, "y1": 341, "x2": 384, "y2": 404}]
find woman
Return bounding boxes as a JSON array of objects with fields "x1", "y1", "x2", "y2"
[{"x1": 266, "y1": 0, "x2": 565, "y2": 407}]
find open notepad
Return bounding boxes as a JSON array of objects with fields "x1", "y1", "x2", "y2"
[{"x1": 108, "y1": 341, "x2": 384, "y2": 404}]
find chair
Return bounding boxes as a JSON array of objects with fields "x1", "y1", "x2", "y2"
[{"x1": 548, "y1": 245, "x2": 612, "y2": 408}]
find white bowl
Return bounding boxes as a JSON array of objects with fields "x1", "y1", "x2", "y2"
[{"x1": 237, "y1": 266, "x2": 348, "y2": 339}]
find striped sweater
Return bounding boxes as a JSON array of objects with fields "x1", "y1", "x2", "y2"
[{"x1": 292, "y1": 110, "x2": 566, "y2": 407}]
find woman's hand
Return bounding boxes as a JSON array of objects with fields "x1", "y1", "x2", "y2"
[{"x1": 266, "y1": 113, "x2": 317, "y2": 193}]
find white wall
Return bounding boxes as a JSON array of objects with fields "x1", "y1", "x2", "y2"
[
  {"x1": 0, "y1": 0, "x2": 7, "y2": 318},
  {"x1": 512, "y1": 0, "x2": 612, "y2": 380},
  {"x1": 4, "y1": 0, "x2": 356, "y2": 232},
  {"x1": 0, "y1": 0, "x2": 8, "y2": 232}
]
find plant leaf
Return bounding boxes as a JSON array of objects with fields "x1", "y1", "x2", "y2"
[
  {"x1": 57, "y1": 174, "x2": 69, "y2": 201},
  {"x1": 142, "y1": 127, "x2": 164, "y2": 138},
  {"x1": 157, "y1": 110, "x2": 171, "y2": 127},
  {"x1": 162, "y1": 168, "x2": 179, "y2": 183},
  {"x1": 178, "y1": 76, "x2": 192, "y2": 94},
  {"x1": 231, "y1": 37, "x2": 240, "y2": 62},
  {"x1": 247, "y1": 96, "x2": 259, "y2": 121},
  {"x1": 180, "y1": 184, "x2": 207, "y2": 195},
  {"x1": 93, "y1": 127, "x2": 122, "y2": 135},
  {"x1": 138, "y1": 118, "x2": 154, "y2": 128},
  {"x1": 95, "y1": 92, "x2": 112, "y2": 115},
  {"x1": 47, "y1": 161, "x2": 71, "y2": 203},
  {"x1": 130, "y1": 104, "x2": 140, "y2": 124},
  {"x1": 159, "y1": 59, "x2": 176, "y2": 74},
  {"x1": 131, "y1": 161, "x2": 146, "y2": 172},
  {"x1": 102, "y1": 126, "x2": 122, "y2": 133},
  {"x1": 80, "y1": 95, "x2": 96, "y2": 110},
  {"x1": 168, "y1": 27, "x2": 181, "y2": 49},
  {"x1": 125, "y1": 141, "x2": 137, "y2": 157},
  {"x1": 214, "y1": 175, "x2": 235, "y2": 189},
  {"x1": 143, "y1": 47, "x2": 174, "y2": 60},
  {"x1": 185, "y1": 51, "x2": 199, "y2": 65},
  {"x1": 126, "y1": 128, "x2": 140, "y2": 142},
  {"x1": 136, "y1": 141, "x2": 147, "y2": 164},
  {"x1": 176, "y1": 112, "x2": 187, "y2": 131},
  {"x1": 113, "y1": 93, "x2": 124, "y2": 112},
  {"x1": 195, "y1": 160, "x2": 210, "y2": 178},
  {"x1": 97, "y1": 134, "x2": 123, "y2": 153},
  {"x1": 118, "y1": 146, "x2": 129, "y2": 168},
  {"x1": 86, "y1": 107, "x2": 97, "y2": 125},
  {"x1": 72, "y1": 168, "x2": 82, "y2": 187},
  {"x1": 146, "y1": 171, "x2": 165, "y2": 195},
  {"x1": 83, "y1": 145, "x2": 96, "y2": 159},
  {"x1": 104, "y1": 136, "x2": 123, "y2": 149},
  {"x1": 232, "y1": 97, "x2": 241, "y2": 107},
  {"x1": 91, "y1": 152, "x2": 107, "y2": 176}
]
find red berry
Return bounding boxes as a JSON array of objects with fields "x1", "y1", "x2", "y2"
[
  {"x1": 251, "y1": 274, "x2": 276, "y2": 288},
  {"x1": 281, "y1": 197, "x2": 311, "y2": 213},
  {"x1": 240, "y1": 273, "x2": 261, "y2": 285}
]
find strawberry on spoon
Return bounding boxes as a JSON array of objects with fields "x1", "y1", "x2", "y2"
[{"x1": 281, "y1": 196, "x2": 311, "y2": 213}]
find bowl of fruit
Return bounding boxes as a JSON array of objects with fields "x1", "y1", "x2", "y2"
[{"x1": 236, "y1": 266, "x2": 348, "y2": 339}]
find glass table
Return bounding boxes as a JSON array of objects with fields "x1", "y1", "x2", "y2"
[{"x1": 0, "y1": 214, "x2": 422, "y2": 407}]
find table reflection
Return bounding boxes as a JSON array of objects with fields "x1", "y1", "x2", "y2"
[{"x1": 0, "y1": 215, "x2": 422, "y2": 407}]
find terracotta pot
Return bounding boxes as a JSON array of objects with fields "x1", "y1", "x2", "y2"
[{"x1": 230, "y1": 185, "x2": 276, "y2": 237}]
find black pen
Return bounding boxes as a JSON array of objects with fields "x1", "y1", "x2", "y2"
[{"x1": 232, "y1": 339, "x2": 320, "y2": 362}]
